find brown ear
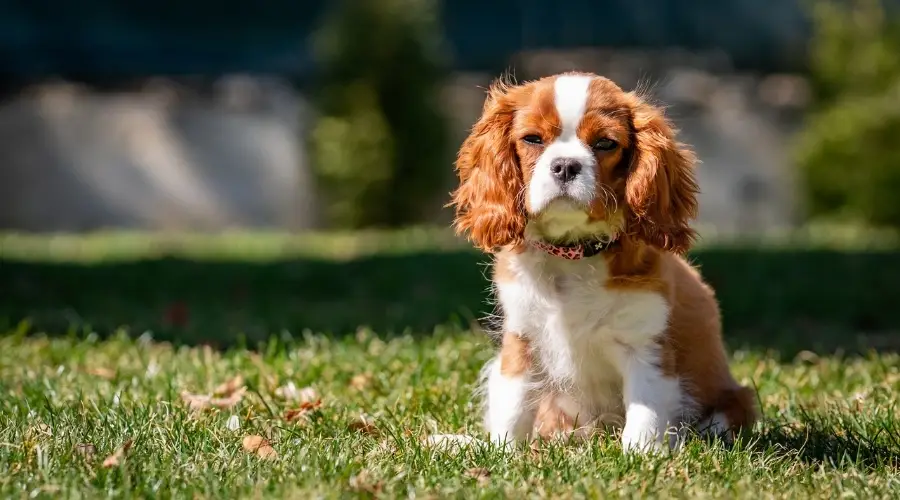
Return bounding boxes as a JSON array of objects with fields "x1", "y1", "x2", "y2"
[
  {"x1": 625, "y1": 94, "x2": 699, "y2": 253},
  {"x1": 448, "y1": 80, "x2": 525, "y2": 252}
]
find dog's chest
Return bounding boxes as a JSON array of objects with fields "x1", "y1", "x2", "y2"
[{"x1": 497, "y1": 253, "x2": 670, "y2": 395}]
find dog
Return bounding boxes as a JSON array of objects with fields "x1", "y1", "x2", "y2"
[{"x1": 448, "y1": 72, "x2": 757, "y2": 453}]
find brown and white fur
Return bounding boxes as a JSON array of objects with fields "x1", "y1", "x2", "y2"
[{"x1": 449, "y1": 72, "x2": 757, "y2": 453}]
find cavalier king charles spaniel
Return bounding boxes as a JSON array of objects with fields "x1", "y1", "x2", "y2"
[{"x1": 449, "y1": 72, "x2": 758, "y2": 453}]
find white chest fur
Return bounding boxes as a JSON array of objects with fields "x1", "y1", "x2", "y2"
[{"x1": 495, "y1": 249, "x2": 672, "y2": 422}]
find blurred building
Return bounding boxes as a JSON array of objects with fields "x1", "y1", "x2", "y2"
[{"x1": 0, "y1": 1, "x2": 826, "y2": 234}]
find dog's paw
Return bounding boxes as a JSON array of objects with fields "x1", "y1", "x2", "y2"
[{"x1": 621, "y1": 426, "x2": 666, "y2": 455}]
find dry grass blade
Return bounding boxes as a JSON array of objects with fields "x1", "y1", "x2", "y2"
[{"x1": 85, "y1": 367, "x2": 116, "y2": 380}]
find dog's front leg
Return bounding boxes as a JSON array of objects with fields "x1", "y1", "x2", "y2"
[
  {"x1": 620, "y1": 350, "x2": 682, "y2": 453},
  {"x1": 484, "y1": 332, "x2": 537, "y2": 448}
]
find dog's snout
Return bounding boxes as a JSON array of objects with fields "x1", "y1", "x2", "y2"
[{"x1": 550, "y1": 158, "x2": 583, "y2": 183}]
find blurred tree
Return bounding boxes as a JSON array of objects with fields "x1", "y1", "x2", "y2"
[
  {"x1": 795, "y1": 0, "x2": 900, "y2": 228},
  {"x1": 310, "y1": 0, "x2": 451, "y2": 228}
]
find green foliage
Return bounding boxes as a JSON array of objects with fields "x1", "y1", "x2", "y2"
[
  {"x1": 310, "y1": 0, "x2": 451, "y2": 229},
  {"x1": 796, "y1": 0, "x2": 900, "y2": 228}
]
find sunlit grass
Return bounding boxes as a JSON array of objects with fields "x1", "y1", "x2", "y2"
[
  {"x1": 1, "y1": 229, "x2": 898, "y2": 497},
  {"x1": 1, "y1": 327, "x2": 898, "y2": 498}
]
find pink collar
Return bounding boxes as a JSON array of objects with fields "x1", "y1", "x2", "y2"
[{"x1": 531, "y1": 237, "x2": 619, "y2": 260}]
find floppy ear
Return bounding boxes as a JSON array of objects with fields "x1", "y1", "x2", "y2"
[
  {"x1": 625, "y1": 94, "x2": 699, "y2": 253},
  {"x1": 448, "y1": 81, "x2": 526, "y2": 252}
]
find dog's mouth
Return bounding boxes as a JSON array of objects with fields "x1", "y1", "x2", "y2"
[{"x1": 526, "y1": 199, "x2": 623, "y2": 246}]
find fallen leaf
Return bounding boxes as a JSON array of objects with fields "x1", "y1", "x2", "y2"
[
  {"x1": 465, "y1": 467, "x2": 491, "y2": 486},
  {"x1": 242, "y1": 435, "x2": 266, "y2": 451},
  {"x1": 241, "y1": 435, "x2": 277, "y2": 460},
  {"x1": 349, "y1": 373, "x2": 372, "y2": 391},
  {"x1": 102, "y1": 439, "x2": 133, "y2": 468},
  {"x1": 348, "y1": 414, "x2": 379, "y2": 436},
  {"x1": 180, "y1": 387, "x2": 247, "y2": 412},
  {"x1": 283, "y1": 409, "x2": 309, "y2": 423},
  {"x1": 283, "y1": 399, "x2": 322, "y2": 423},
  {"x1": 86, "y1": 367, "x2": 116, "y2": 380},
  {"x1": 274, "y1": 382, "x2": 318, "y2": 403},
  {"x1": 180, "y1": 392, "x2": 211, "y2": 411},
  {"x1": 209, "y1": 390, "x2": 247, "y2": 408},
  {"x1": 213, "y1": 376, "x2": 244, "y2": 397},
  {"x1": 256, "y1": 444, "x2": 277, "y2": 460},
  {"x1": 74, "y1": 443, "x2": 96, "y2": 461},
  {"x1": 349, "y1": 469, "x2": 383, "y2": 494}
]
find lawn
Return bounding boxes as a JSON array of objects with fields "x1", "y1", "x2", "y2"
[{"x1": 1, "y1": 230, "x2": 899, "y2": 498}]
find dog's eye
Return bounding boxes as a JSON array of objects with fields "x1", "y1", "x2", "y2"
[
  {"x1": 592, "y1": 138, "x2": 617, "y2": 151},
  {"x1": 522, "y1": 135, "x2": 543, "y2": 145}
]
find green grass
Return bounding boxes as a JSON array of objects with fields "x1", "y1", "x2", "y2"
[
  {"x1": 1, "y1": 230, "x2": 900, "y2": 498},
  {"x1": 2, "y1": 327, "x2": 899, "y2": 498}
]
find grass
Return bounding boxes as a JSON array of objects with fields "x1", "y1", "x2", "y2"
[{"x1": 1, "y1": 229, "x2": 900, "y2": 498}]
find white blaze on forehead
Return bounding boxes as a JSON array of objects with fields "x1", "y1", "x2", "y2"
[
  {"x1": 553, "y1": 75, "x2": 593, "y2": 138},
  {"x1": 526, "y1": 73, "x2": 603, "y2": 235}
]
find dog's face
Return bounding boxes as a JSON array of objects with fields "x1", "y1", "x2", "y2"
[{"x1": 450, "y1": 72, "x2": 699, "y2": 253}]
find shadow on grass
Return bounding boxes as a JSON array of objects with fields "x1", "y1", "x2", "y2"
[
  {"x1": 752, "y1": 407, "x2": 900, "y2": 469},
  {"x1": 2, "y1": 247, "x2": 899, "y2": 356}
]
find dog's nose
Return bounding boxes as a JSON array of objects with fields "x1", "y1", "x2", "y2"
[{"x1": 550, "y1": 158, "x2": 582, "y2": 183}]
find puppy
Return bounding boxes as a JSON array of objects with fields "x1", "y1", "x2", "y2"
[{"x1": 449, "y1": 72, "x2": 757, "y2": 453}]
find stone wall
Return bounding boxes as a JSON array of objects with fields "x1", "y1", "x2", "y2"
[{"x1": 0, "y1": 76, "x2": 318, "y2": 231}]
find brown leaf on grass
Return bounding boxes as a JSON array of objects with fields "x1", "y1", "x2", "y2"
[
  {"x1": 213, "y1": 376, "x2": 244, "y2": 397},
  {"x1": 86, "y1": 367, "x2": 116, "y2": 380},
  {"x1": 209, "y1": 388, "x2": 247, "y2": 408},
  {"x1": 74, "y1": 443, "x2": 96, "y2": 461},
  {"x1": 102, "y1": 439, "x2": 133, "y2": 468},
  {"x1": 274, "y1": 382, "x2": 318, "y2": 403},
  {"x1": 349, "y1": 373, "x2": 372, "y2": 391},
  {"x1": 283, "y1": 399, "x2": 323, "y2": 423},
  {"x1": 180, "y1": 387, "x2": 247, "y2": 412},
  {"x1": 348, "y1": 414, "x2": 379, "y2": 436},
  {"x1": 465, "y1": 467, "x2": 491, "y2": 486},
  {"x1": 241, "y1": 435, "x2": 277, "y2": 460},
  {"x1": 256, "y1": 444, "x2": 277, "y2": 460},
  {"x1": 282, "y1": 409, "x2": 309, "y2": 423},
  {"x1": 349, "y1": 470, "x2": 384, "y2": 494}
]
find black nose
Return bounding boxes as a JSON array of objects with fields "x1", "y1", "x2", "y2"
[{"x1": 550, "y1": 158, "x2": 582, "y2": 183}]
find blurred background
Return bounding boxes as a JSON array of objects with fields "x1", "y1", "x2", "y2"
[{"x1": 1, "y1": 0, "x2": 898, "y2": 354}]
